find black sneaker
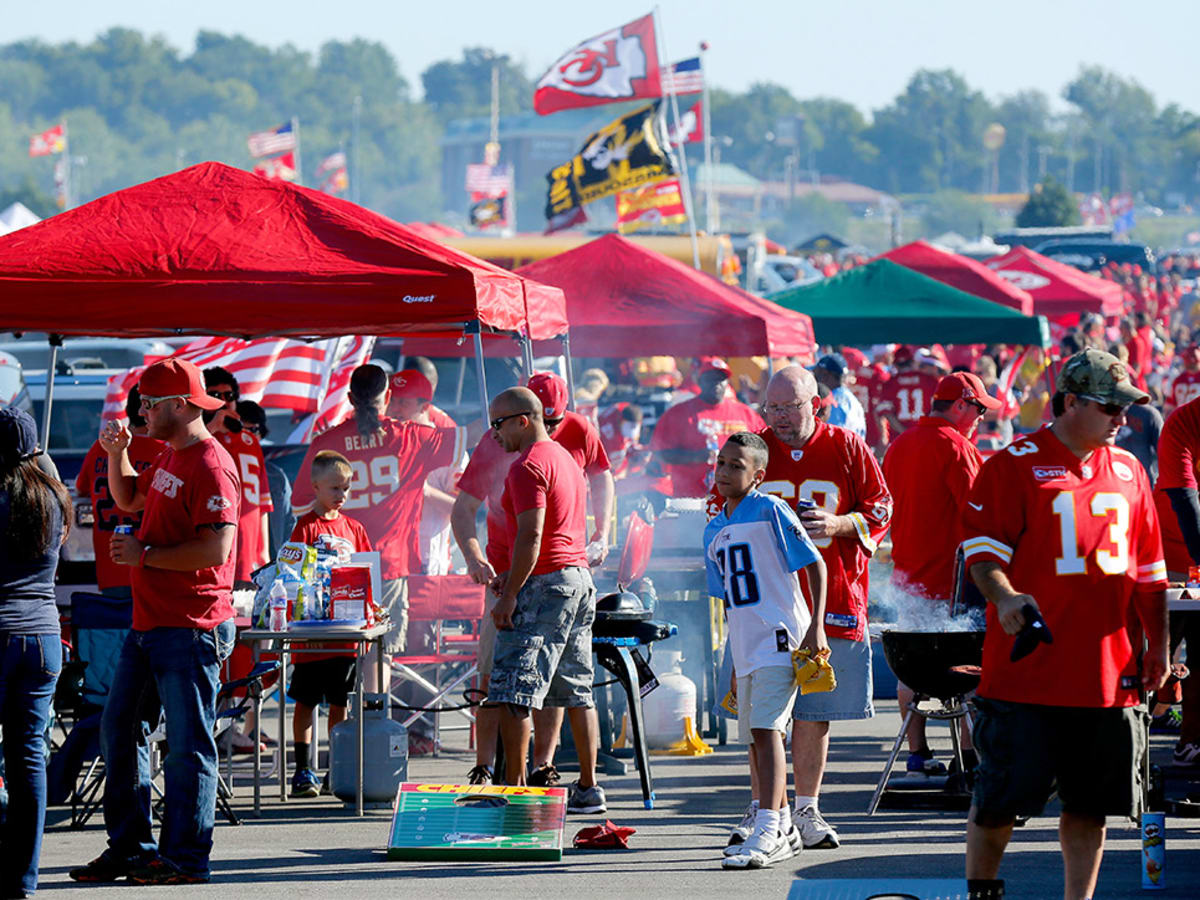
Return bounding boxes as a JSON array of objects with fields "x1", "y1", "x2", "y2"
[
  {"x1": 128, "y1": 858, "x2": 210, "y2": 885},
  {"x1": 566, "y1": 781, "x2": 607, "y2": 814},
  {"x1": 466, "y1": 764, "x2": 493, "y2": 785},
  {"x1": 68, "y1": 855, "x2": 137, "y2": 883},
  {"x1": 527, "y1": 764, "x2": 561, "y2": 787},
  {"x1": 320, "y1": 770, "x2": 332, "y2": 796}
]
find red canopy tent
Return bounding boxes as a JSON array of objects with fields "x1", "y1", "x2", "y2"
[
  {"x1": 875, "y1": 240, "x2": 1034, "y2": 316},
  {"x1": 0, "y1": 161, "x2": 566, "y2": 341},
  {"x1": 985, "y1": 245, "x2": 1124, "y2": 320},
  {"x1": 508, "y1": 234, "x2": 816, "y2": 360}
]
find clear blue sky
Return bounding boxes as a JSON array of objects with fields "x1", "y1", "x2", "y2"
[{"x1": 10, "y1": 0, "x2": 1197, "y2": 115}]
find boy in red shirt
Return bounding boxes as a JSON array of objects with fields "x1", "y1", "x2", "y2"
[{"x1": 286, "y1": 451, "x2": 372, "y2": 797}]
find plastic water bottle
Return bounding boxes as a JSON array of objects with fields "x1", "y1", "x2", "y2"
[{"x1": 268, "y1": 581, "x2": 289, "y2": 632}]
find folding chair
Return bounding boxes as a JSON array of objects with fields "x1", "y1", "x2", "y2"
[
  {"x1": 48, "y1": 592, "x2": 132, "y2": 829},
  {"x1": 390, "y1": 575, "x2": 486, "y2": 750}
]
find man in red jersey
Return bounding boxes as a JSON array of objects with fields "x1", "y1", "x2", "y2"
[
  {"x1": 485, "y1": 387, "x2": 604, "y2": 813},
  {"x1": 874, "y1": 347, "x2": 941, "y2": 445},
  {"x1": 451, "y1": 372, "x2": 612, "y2": 785},
  {"x1": 1152, "y1": 391, "x2": 1200, "y2": 763},
  {"x1": 1164, "y1": 343, "x2": 1200, "y2": 414},
  {"x1": 72, "y1": 359, "x2": 239, "y2": 886},
  {"x1": 962, "y1": 349, "x2": 1168, "y2": 900},
  {"x1": 76, "y1": 386, "x2": 164, "y2": 598},
  {"x1": 202, "y1": 367, "x2": 273, "y2": 586},
  {"x1": 714, "y1": 365, "x2": 891, "y2": 850},
  {"x1": 650, "y1": 358, "x2": 764, "y2": 496},
  {"x1": 882, "y1": 371, "x2": 997, "y2": 774}
]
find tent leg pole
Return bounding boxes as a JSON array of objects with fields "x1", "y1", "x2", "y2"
[
  {"x1": 562, "y1": 334, "x2": 576, "y2": 412},
  {"x1": 41, "y1": 335, "x2": 62, "y2": 450},
  {"x1": 455, "y1": 358, "x2": 466, "y2": 407},
  {"x1": 472, "y1": 329, "x2": 490, "y2": 418},
  {"x1": 519, "y1": 334, "x2": 535, "y2": 381}
]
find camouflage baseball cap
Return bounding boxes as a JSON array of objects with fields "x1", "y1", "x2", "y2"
[{"x1": 1056, "y1": 348, "x2": 1149, "y2": 406}]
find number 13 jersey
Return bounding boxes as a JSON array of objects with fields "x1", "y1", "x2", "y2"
[
  {"x1": 705, "y1": 490, "x2": 821, "y2": 676},
  {"x1": 962, "y1": 427, "x2": 1167, "y2": 708}
]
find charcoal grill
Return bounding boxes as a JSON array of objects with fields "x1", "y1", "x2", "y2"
[{"x1": 868, "y1": 629, "x2": 986, "y2": 815}]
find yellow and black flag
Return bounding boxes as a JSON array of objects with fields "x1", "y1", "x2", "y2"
[
  {"x1": 544, "y1": 101, "x2": 674, "y2": 230},
  {"x1": 469, "y1": 195, "x2": 507, "y2": 229}
]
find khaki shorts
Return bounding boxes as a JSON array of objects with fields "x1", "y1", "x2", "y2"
[
  {"x1": 487, "y1": 567, "x2": 596, "y2": 710},
  {"x1": 737, "y1": 665, "x2": 798, "y2": 742},
  {"x1": 379, "y1": 577, "x2": 409, "y2": 655},
  {"x1": 971, "y1": 697, "x2": 1147, "y2": 824},
  {"x1": 477, "y1": 591, "x2": 498, "y2": 678}
]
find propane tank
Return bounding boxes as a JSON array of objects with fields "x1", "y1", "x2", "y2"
[
  {"x1": 329, "y1": 693, "x2": 407, "y2": 803},
  {"x1": 641, "y1": 650, "x2": 697, "y2": 748}
]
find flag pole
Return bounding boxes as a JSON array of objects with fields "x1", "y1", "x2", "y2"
[
  {"x1": 700, "y1": 42, "x2": 715, "y2": 232},
  {"x1": 62, "y1": 119, "x2": 73, "y2": 210},
  {"x1": 352, "y1": 96, "x2": 362, "y2": 204},
  {"x1": 292, "y1": 116, "x2": 303, "y2": 187},
  {"x1": 654, "y1": 7, "x2": 701, "y2": 271}
]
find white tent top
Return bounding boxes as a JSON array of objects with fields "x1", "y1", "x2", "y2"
[{"x1": 0, "y1": 202, "x2": 41, "y2": 236}]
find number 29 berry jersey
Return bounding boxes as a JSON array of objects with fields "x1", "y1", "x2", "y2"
[
  {"x1": 704, "y1": 490, "x2": 821, "y2": 676},
  {"x1": 962, "y1": 427, "x2": 1167, "y2": 708}
]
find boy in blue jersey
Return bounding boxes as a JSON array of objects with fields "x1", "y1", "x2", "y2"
[{"x1": 706, "y1": 432, "x2": 828, "y2": 870}]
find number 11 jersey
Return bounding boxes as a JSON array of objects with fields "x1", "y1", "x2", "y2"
[
  {"x1": 705, "y1": 490, "x2": 821, "y2": 676},
  {"x1": 962, "y1": 426, "x2": 1167, "y2": 708}
]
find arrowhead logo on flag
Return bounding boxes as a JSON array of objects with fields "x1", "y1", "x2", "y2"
[
  {"x1": 534, "y1": 13, "x2": 662, "y2": 115},
  {"x1": 668, "y1": 100, "x2": 704, "y2": 145},
  {"x1": 253, "y1": 152, "x2": 297, "y2": 182},
  {"x1": 29, "y1": 124, "x2": 65, "y2": 157}
]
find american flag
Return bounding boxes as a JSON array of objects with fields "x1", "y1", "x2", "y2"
[
  {"x1": 247, "y1": 121, "x2": 297, "y2": 158},
  {"x1": 660, "y1": 57, "x2": 704, "y2": 95},
  {"x1": 103, "y1": 335, "x2": 376, "y2": 439},
  {"x1": 465, "y1": 163, "x2": 513, "y2": 196},
  {"x1": 316, "y1": 151, "x2": 346, "y2": 175}
]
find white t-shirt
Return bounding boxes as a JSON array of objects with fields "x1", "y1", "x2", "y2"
[{"x1": 704, "y1": 489, "x2": 820, "y2": 675}]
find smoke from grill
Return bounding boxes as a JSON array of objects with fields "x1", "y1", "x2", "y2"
[{"x1": 874, "y1": 577, "x2": 985, "y2": 633}]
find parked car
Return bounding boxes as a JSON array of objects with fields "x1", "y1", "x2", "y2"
[
  {"x1": 1032, "y1": 239, "x2": 1156, "y2": 274},
  {"x1": 0, "y1": 336, "x2": 173, "y2": 374}
]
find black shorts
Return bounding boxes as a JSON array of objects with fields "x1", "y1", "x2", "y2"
[
  {"x1": 971, "y1": 697, "x2": 1147, "y2": 825},
  {"x1": 287, "y1": 657, "x2": 357, "y2": 709}
]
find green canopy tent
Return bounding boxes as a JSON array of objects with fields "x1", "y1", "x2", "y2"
[{"x1": 768, "y1": 258, "x2": 1050, "y2": 347}]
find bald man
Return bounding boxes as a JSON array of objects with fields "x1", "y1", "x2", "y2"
[
  {"x1": 484, "y1": 389, "x2": 605, "y2": 812},
  {"x1": 710, "y1": 366, "x2": 892, "y2": 851}
]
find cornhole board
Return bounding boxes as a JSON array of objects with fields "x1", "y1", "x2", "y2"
[
  {"x1": 787, "y1": 879, "x2": 971, "y2": 900},
  {"x1": 387, "y1": 783, "x2": 568, "y2": 861}
]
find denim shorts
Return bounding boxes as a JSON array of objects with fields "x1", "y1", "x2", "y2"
[
  {"x1": 487, "y1": 567, "x2": 595, "y2": 710},
  {"x1": 791, "y1": 636, "x2": 874, "y2": 721}
]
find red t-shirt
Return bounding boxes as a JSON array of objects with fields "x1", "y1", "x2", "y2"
[
  {"x1": 291, "y1": 417, "x2": 464, "y2": 580},
  {"x1": 216, "y1": 430, "x2": 273, "y2": 583},
  {"x1": 850, "y1": 365, "x2": 889, "y2": 448},
  {"x1": 458, "y1": 410, "x2": 609, "y2": 573},
  {"x1": 708, "y1": 422, "x2": 892, "y2": 641},
  {"x1": 132, "y1": 437, "x2": 241, "y2": 631},
  {"x1": 76, "y1": 434, "x2": 164, "y2": 591},
  {"x1": 428, "y1": 405, "x2": 456, "y2": 428},
  {"x1": 883, "y1": 416, "x2": 982, "y2": 600},
  {"x1": 290, "y1": 510, "x2": 373, "y2": 660},
  {"x1": 963, "y1": 428, "x2": 1167, "y2": 707},
  {"x1": 501, "y1": 439, "x2": 588, "y2": 575},
  {"x1": 875, "y1": 371, "x2": 940, "y2": 440},
  {"x1": 1153, "y1": 398, "x2": 1200, "y2": 572},
  {"x1": 1166, "y1": 370, "x2": 1200, "y2": 412},
  {"x1": 649, "y1": 394, "x2": 765, "y2": 497}
]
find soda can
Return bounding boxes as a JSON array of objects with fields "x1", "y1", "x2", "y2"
[
  {"x1": 1142, "y1": 811, "x2": 1165, "y2": 889},
  {"x1": 113, "y1": 525, "x2": 134, "y2": 535},
  {"x1": 1188, "y1": 565, "x2": 1200, "y2": 588},
  {"x1": 796, "y1": 498, "x2": 817, "y2": 513}
]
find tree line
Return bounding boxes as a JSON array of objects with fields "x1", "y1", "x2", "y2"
[{"x1": 1, "y1": 29, "x2": 1196, "y2": 231}]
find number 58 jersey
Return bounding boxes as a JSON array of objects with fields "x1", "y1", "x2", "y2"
[
  {"x1": 705, "y1": 490, "x2": 821, "y2": 676},
  {"x1": 962, "y1": 427, "x2": 1167, "y2": 708}
]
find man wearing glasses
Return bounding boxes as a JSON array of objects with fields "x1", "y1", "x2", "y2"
[
  {"x1": 962, "y1": 349, "x2": 1168, "y2": 900},
  {"x1": 882, "y1": 371, "x2": 1000, "y2": 777},
  {"x1": 72, "y1": 358, "x2": 239, "y2": 885}
]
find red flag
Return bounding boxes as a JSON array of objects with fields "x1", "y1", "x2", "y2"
[
  {"x1": 996, "y1": 347, "x2": 1029, "y2": 420},
  {"x1": 533, "y1": 13, "x2": 662, "y2": 115},
  {"x1": 616, "y1": 179, "x2": 686, "y2": 233},
  {"x1": 29, "y1": 124, "x2": 65, "y2": 157},
  {"x1": 253, "y1": 152, "x2": 297, "y2": 182},
  {"x1": 668, "y1": 100, "x2": 704, "y2": 145}
]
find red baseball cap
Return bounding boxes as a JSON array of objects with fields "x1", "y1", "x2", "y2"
[
  {"x1": 390, "y1": 369, "x2": 433, "y2": 402},
  {"x1": 528, "y1": 372, "x2": 569, "y2": 419},
  {"x1": 933, "y1": 372, "x2": 1002, "y2": 410},
  {"x1": 696, "y1": 356, "x2": 733, "y2": 379},
  {"x1": 139, "y1": 358, "x2": 224, "y2": 410}
]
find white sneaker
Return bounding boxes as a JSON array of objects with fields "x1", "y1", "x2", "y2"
[
  {"x1": 722, "y1": 827, "x2": 793, "y2": 869},
  {"x1": 722, "y1": 802, "x2": 759, "y2": 856},
  {"x1": 782, "y1": 820, "x2": 803, "y2": 854},
  {"x1": 792, "y1": 804, "x2": 839, "y2": 849}
]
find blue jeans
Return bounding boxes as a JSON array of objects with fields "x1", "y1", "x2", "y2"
[
  {"x1": 0, "y1": 632, "x2": 61, "y2": 897},
  {"x1": 99, "y1": 620, "x2": 234, "y2": 878}
]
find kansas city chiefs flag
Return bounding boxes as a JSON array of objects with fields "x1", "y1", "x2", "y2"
[{"x1": 534, "y1": 13, "x2": 662, "y2": 115}]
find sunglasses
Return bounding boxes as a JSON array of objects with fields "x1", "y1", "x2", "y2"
[
  {"x1": 139, "y1": 394, "x2": 188, "y2": 410},
  {"x1": 1077, "y1": 394, "x2": 1129, "y2": 416},
  {"x1": 967, "y1": 400, "x2": 988, "y2": 415},
  {"x1": 489, "y1": 412, "x2": 526, "y2": 430},
  {"x1": 208, "y1": 389, "x2": 237, "y2": 402}
]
